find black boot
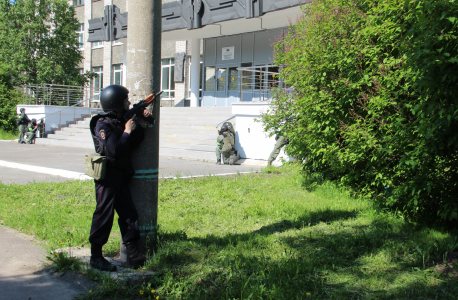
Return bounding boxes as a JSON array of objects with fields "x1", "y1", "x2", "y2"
[
  {"x1": 90, "y1": 256, "x2": 117, "y2": 272},
  {"x1": 90, "y1": 244, "x2": 117, "y2": 272},
  {"x1": 215, "y1": 159, "x2": 221, "y2": 165},
  {"x1": 125, "y1": 242, "x2": 146, "y2": 268}
]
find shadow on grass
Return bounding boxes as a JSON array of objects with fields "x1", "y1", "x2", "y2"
[{"x1": 146, "y1": 212, "x2": 458, "y2": 299}]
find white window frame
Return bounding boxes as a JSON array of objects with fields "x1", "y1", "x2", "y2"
[
  {"x1": 77, "y1": 23, "x2": 84, "y2": 50},
  {"x1": 93, "y1": 67, "x2": 103, "y2": 101},
  {"x1": 161, "y1": 58, "x2": 175, "y2": 99},
  {"x1": 74, "y1": 0, "x2": 84, "y2": 6},
  {"x1": 112, "y1": 64, "x2": 123, "y2": 86},
  {"x1": 92, "y1": 41, "x2": 104, "y2": 49}
]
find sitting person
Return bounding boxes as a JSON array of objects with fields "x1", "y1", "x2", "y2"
[{"x1": 24, "y1": 119, "x2": 38, "y2": 144}]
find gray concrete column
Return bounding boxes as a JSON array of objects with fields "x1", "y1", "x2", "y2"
[
  {"x1": 83, "y1": 1, "x2": 92, "y2": 107},
  {"x1": 103, "y1": 0, "x2": 113, "y2": 88},
  {"x1": 125, "y1": 0, "x2": 162, "y2": 255},
  {"x1": 190, "y1": 38, "x2": 200, "y2": 107}
]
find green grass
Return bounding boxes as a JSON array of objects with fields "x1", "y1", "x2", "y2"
[
  {"x1": 1, "y1": 165, "x2": 457, "y2": 299},
  {"x1": 0, "y1": 127, "x2": 18, "y2": 140}
]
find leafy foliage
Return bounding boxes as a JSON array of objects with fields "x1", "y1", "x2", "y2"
[
  {"x1": 0, "y1": 0, "x2": 90, "y2": 86},
  {"x1": 0, "y1": 63, "x2": 22, "y2": 131},
  {"x1": 263, "y1": 0, "x2": 458, "y2": 223}
]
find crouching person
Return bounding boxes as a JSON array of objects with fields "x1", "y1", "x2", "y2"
[
  {"x1": 88, "y1": 85, "x2": 155, "y2": 271},
  {"x1": 24, "y1": 119, "x2": 38, "y2": 144},
  {"x1": 215, "y1": 124, "x2": 239, "y2": 165},
  {"x1": 215, "y1": 134, "x2": 235, "y2": 165}
]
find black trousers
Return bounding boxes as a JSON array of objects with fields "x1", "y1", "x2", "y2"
[{"x1": 89, "y1": 166, "x2": 140, "y2": 247}]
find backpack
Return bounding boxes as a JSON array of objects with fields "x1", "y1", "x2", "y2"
[{"x1": 221, "y1": 134, "x2": 233, "y2": 154}]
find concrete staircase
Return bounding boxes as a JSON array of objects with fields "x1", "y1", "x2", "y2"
[{"x1": 36, "y1": 107, "x2": 233, "y2": 162}]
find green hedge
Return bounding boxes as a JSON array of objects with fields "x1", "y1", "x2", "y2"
[{"x1": 263, "y1": 0, "x2": 458, "y2": 223}]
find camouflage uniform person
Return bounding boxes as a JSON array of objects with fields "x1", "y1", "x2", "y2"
[
  {"x1": 17, "y1": 108, "x2": 30, "y2": 144},
  {"x1": 215, "y1": 134, "x2": 235, "y2": 164},
  {"x1": 24, "y1": 119, "x2": 38, "y2": 144},
  {"x1": 267, "y1": 134, "x2": 289, "y2": 166}
]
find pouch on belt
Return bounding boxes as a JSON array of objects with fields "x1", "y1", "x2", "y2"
[{"x1": 84, "y1": 153, "x2": 107, "y2": 180}]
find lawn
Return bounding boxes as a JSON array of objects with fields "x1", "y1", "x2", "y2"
[
  {"x1": 1, "y1": 165, "x2": 457, "y2": 299},
  {"x1": 0, "y1": 127, "x2": 18, "y2": 140}
]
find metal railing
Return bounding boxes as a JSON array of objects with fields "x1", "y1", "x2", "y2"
[
  {"x1": 216, "y1": 115, "x2": 236, "y2": 128},
  {"x1": 21, "y1": 83, "x2": 102, "y2": 106},
  {"x1": 237, "y1": 65, "x2": 282, "y2": 102},
  {"x1": 19, "y1": 90, "x2": 103, "y2": 136},
  {"x1": 43, "y1": 95, "x2": 102, "y2": 130}
]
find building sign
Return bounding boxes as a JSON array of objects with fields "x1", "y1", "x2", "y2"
[{"x1": 222, "y1": 46, "x2": 235, "y2": 60}]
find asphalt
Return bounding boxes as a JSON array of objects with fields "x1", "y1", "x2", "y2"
[{"x1": 0, "y1": 139, "x2": 264, "y2": 299}]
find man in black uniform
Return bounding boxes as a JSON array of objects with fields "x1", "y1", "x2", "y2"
[{"x1": 89, "y1": 85, "x2": 154, "y2": 271}]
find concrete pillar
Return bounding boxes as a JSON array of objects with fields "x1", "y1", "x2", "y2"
[
  {"x1": 103, "y1": 41, "x2": 112, "y2": 88},
  {"x1": 190, "y1": 38, "x2": 200, "y2": 107},
  {"x1": 124, "y1": 0, "x2": 162, "y2": 255},
  {"x1": 103, "y1": 0, "x2": 113, "y2": 88},
  {"x1": 83, "y1": 1, "x2": 92, "y2": 106}
]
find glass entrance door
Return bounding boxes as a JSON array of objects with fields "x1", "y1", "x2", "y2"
[
  {"x1": 202, "y1": 66, "x2": 240, "y2": 106},
  {"x1": 215, "y1": 68, "x2": 227, "y2": 106},
  {"x1": 227, "y1": 67, "x2": 239, "y2": 106}
]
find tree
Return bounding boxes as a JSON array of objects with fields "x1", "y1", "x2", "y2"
[
  {"x1": 0, "y1": 0, "x2": 90, "y2": 86},
  {"x1": 0, "y1": 63, "x2": 22, "y2": 132},
  {"x1": 263, "y1": 0, "x2": 458, "y2": 223}
]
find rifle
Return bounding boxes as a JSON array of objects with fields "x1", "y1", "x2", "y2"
[{"x1": 124, "y1": 91, "x2": 163, "y2": 125}]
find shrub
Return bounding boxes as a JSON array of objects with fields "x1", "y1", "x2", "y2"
[{"x1": 263, "y1": 0, "x2": 458, "y2": 223}]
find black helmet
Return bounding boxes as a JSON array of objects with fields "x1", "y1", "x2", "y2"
[
  {"x1": 100, "y1": 85, "x2": 129, "y2": 112},
  {"x1": 20, "y1": 108, "x2": 25, "y2": 113},
  {"x1": 220, "y1": 125, "x2": 228, "y2": 132},
  {"x1": 31, "y1": 118, "x2": 37, "y2": 125}
]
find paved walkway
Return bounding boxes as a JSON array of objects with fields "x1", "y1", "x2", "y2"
[
  {"x1": 0, "y1": 140, "x2": 263, "y2": 185},
  {"x1": 0, "y1": 226, "x2": 95, "y2": 300},
  {"x1": 0, "y1": 139, "x2": 264, "y2": 299}
]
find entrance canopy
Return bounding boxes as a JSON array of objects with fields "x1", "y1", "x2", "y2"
[{"x1": 162, "y1": 6, "x2": 303, "y2": 42}]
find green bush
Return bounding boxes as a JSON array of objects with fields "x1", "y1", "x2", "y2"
[
  {"x1": 263, "y1": 0, "x2": 458, "y2": 223},
  {"x1": 0, "y1": 63, "x2": 21, "y2": 132}
]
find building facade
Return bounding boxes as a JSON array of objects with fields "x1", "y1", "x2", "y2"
[{"x1": 71, "y1": 0, "x2": 305, "y2": 107}]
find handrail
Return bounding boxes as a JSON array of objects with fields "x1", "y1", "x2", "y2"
[
  {"x1": 40, "y1": 94, "x2": 99, "y2": 120},
  {"x1": 215, "y1": 115, "x2": 236, "y2": 128},
  {"x1": 22, "y1": 95, "x2": 101, "y2": 135}
]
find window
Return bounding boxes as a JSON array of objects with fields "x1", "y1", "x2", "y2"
[
  {"x1": 74, "y1": 0, "x2": 84, "y2": 6},
  {"x1": 267, "y1": 66, "x2": 279, "y2": 89},
  {"x1": 240, "y1": 62, "x2": 253, "y2": 90},
  {"x1": 254, "y1": 66, "x2": 265, "y2": 90},
  {"x1": 217, "y1": 68, "x2": 226, "y2": 92},
  {"x1": 188, "y1": 56, "x2": 203, "y2": 98},
  {"x1": 93, "y1": 67, "x2": 103, "y2": 101},
  {"x1": 76, "y1": 24, "x2": 84, "y2": 49},
  {"x1": 92, "y1": 41, "x2": 103, "y2": 48},
  {"x1": 112, "y1": 64, "x2": 123, "y2": 85},
  {"x1": 228, "y1": 67, "x2": 238, "y2": 91},
  {"x1": 161, "y1": 58, "x2": 175, "y2": 98},
  {"x1": 204, "y1": 66, "x2": 215, "y2": 92}
]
